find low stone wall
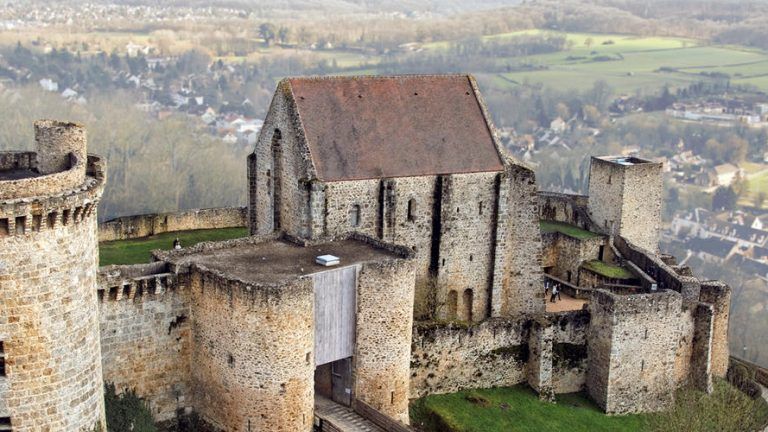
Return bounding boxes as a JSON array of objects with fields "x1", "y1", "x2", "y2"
[
  {"x1": 98, "y1": 207, "x2": 247, "y2": 242},
  {"x1": 410, "y1": 312, "x2": 590, "y2": 399}
]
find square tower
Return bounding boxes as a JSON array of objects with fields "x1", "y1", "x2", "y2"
[{"x1": 587, "y1": 156, "x2": 663, "y2": 253}]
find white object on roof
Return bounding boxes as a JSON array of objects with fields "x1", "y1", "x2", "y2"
[{"x1": 316, "y1": 254, "x2": 340, "y2": 267}]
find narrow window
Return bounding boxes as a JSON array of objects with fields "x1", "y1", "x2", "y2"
[
  {"x1": 463, "y1": 288, "x2": 474, "y2": 322},
  {"x1": 350, "y1": 204, "x2": 361, "y2": 227},
  {"x1": 0, "y1": 417, "x2": 10, "y2": 429},
  {"x1": 32, "y1": 214, "x2": 42, "y2": 232},
  {"x1": 407, "y1": 198, "x2": 416, "y2": 222},
  {"x1": 74, "y1": 206, "x2": 83, "y2": 222},
  {"x1": 469, "y1": 254, "x2": 473, "y2": 262},
  {"x1": 14, "y1": 216, "x2": 25, "y2": 235},
  {"x1": 62, "y1": 209, "x2": 71, "y2": 226},
  {"x1": 448, "y1": 291, "x2": 458, "y2": 319},
  {"x1": 266, "y1": 169, "x2": 271, "y2": 189},
  {"x1": 0, "y1": 219, "x2": 8, "y2": 236},
  {"x1": 608, "y1": 174, "x2": 612, "y2": 185},
  {"x1": 641, "y1": 359, "x2": 645, "y2": 371},
  {"x1": 479, "y1": 201, "x2": 484, "y2": 215},
  {"x1": 0, "y1": 341, "x2": 6, "y2": 376},
  {"x1": 47, "y1": 212, "x2": 57, "y2": 229}
]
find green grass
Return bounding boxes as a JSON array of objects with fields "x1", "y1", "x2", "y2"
[
  {"x1": 411, "y1": 380, "x2": 768, "y2": 432},
  {"x1": 410, "y1": 385, "x2": 647, "y2": 432},
  {"x1": 582, "y1": 259, "x2": 635, "y2": 279},
  {"x1": 540, "y1": 220, "x2": 602, "y2": 240},
  {"x1": 98, "y1": 227, "x2": 247, "y2": 266}
]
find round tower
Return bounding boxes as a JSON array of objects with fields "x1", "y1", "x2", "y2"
[{"x1": 0, "y1": 120, "x2": 106, "y2": 431}]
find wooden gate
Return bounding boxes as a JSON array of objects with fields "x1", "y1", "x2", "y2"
[{"x1": 313, "y1": 265, "x2": 357, "y2": 366}]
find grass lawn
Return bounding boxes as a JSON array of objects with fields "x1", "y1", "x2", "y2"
[
  {"x1": 411, "y1": 380, "x2": 768, "y2": 432},
  {"x1": 540, "y1": 220, "x2": 602, "y2": 240},
  {"x1": 582, "y1": 259, "x2": 635, "y2": 280},
  {"x1": 99, "y1": 227, "x2": 247, "y2": 266},
  {"x1": 410, "y1": 386, "x2": 647, "y2": 432}
]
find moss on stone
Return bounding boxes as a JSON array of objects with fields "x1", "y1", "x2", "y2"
[
  {"x1": 540, "y1": 220, "x2": 602, "y2": 240},
  {"x1": 582, "y1": 259, "x2": 635, "y2": 279}
]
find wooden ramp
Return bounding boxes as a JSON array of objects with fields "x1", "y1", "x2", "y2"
[{"x1": 314, "y1": 395, "x2": 384, "y2": 432}]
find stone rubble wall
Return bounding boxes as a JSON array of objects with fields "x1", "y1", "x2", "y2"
[
  {"x1": 188, "y1": 270, "x2": 315, "y2": 432},
  {"x1": 0, "y1": 153, "x2": 106, "y2": 431},
  {"x1": 98, "y1": 207, "x2": 247, "y2": 242},
  {"x1": 355, "y1": 260, "x2": 415, "y2": 424},
  {"x1": 587, "y1": 289, "x2": 684, "y2": 414},
  {"x1": 97, "y1": 266, "x2": 192, "y2": 423}
]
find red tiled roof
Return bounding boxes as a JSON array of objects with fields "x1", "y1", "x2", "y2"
[{"x1": 287, "y1": 75, "x2": 504, "y2": 181}]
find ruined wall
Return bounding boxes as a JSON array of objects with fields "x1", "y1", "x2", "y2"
[
  {"x1": 98, "y1": 207, "x2": 247, "y2": 241},
  {"x1": 550, "y1": 311, "x2": 590, "y2": 394},
  {"x1": 355, "y1": 260, "x2": 415, "y2": 424},
  {"x1": 97, "y1": 265, "x2": 192, "y2": 423},
  {"x1": 587, "y1": 290, "x2": 683, "y2": 414},
  {"x1": 0, "y1": 152, "x2": 106, "y2": 431},
  {"x1": 189, "y1": 270, "x2": 314, "y2": 432},
  {"x1": 699, "y1": 281, "x2": 731, "y2": 378},
  {"x1": 541, "y1": 232, "x2": 603, "y2": 284},
  {"x1": 249, "y1": 85, "x2": 315, "y2": 238},
  {"x1": 587, "y1": 157, "x2": 626, "y2": 236},
  {"x1": 410, "y1": 319, "x2": 530, "y2": 399},
  {"x1": 538, "y1": 192, "x2": 598, "y2": 232}
]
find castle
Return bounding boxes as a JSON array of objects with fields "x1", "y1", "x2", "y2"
[{"x1": 0, "y1": 75, "x2": 730, "y2": 432}]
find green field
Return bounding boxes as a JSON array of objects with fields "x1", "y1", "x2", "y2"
[
  {"x1": 411, "y1": 381, "x2": 768, "y2": 432},
  {"x1": 309, "y1": 30, "x2": 768, "y2": 94},
  {"x1": 411, "y1": 386, "x2": 647, "y2": 432},
  {"x1": 99, "y1": 227, "x2": 247, "y2": 266}
]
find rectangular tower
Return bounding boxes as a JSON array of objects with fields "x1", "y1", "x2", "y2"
[{"x1": 587, "y1": 156, "x2": 663, "y2": 253}]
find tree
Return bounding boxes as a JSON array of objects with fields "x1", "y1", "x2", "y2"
[
  {"x1": 712, "y1": 186, "x2": 738, "y2": 211},
  {"x1": 278, "y1": 27, "x2": 290, "y2": 45},
  {"x1": 259, "y1": 23, "x2": 277, "y2": 46}
]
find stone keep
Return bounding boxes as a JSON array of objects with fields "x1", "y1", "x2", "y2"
[
  {"x1": 0, "y1": 121, "x2": 106, "y2": 431},
  {"x1": 587, "y1": 156, "x2": 663, "y2": 252}
]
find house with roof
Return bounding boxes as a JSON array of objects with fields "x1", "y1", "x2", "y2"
[{"x1": 697, "y1": 163, "x2": 743, "y2": 188}]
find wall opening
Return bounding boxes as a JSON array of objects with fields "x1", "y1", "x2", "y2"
[
  {"x1": 32, "y1": 214, "x2": 42, "y2": 232},
  {"x1": 407, "y1": 198, "x2": 416, "y2": 222},
  {"x1": 350, "y1": 204, "x2": 361, "y2": 227},
  {"x1": 0, "y1": 417, "x2": 10, "y2": 429},
  {"x1": 447, "y1": 290, "x2": 458, "y2": 319},
  {"x1": 62, "y1": 209, "x2": 71, "y2": 226},
  {"x1": 429, "y1": 176, "x2": 444, "y2": 276},
  {"x1": 14, "y1": 216, "x2": 24, "y2": 235},
  {"x1": 463, "y1": 288, "x2": 474, "y2": 322},
  {"x1": 0, "y1": 341, "x2": 5, "y2": 376},
  {"x1": 47, "y1": 212, "x2": 57, "y2": 229},
  {"x1": 598, "y1": 245, "x2": 605, "y2": 261},
  {"x1": 271, "y1": 129, "x2": 283, "y2": 231},
  {"x1": 0, "y1": 219, "x2": 8, "y2": 236}
]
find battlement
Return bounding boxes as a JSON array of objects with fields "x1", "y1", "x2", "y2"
[
  {"x1": 591, "y1": 288, "x2": 683, "y2": 315},
  {"x1": 0, "y1": 154, "x2": 106, "y2": 237}
]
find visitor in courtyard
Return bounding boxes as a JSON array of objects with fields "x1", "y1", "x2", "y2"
[
  {"x1": 173, "y1": 238, "x2": 182, "y2": 250},
  {"x1": 550, "y1": 284, "x2": 559, "y2": 303}
]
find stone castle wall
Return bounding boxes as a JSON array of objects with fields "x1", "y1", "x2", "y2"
[
  {"x1": 189, "y1": 270, "x2": 314, "y2": 432},
  {"x1": 410, "y1": 310, "x2": 590, "y2": 399},
  {"x1": 541, "y1": 232, "x2": 603, "y2": 284},
  {"x1": 249, "y1": 84, "x2": 316, "y2": 238},
  {"x1": 587, "y1": 289, "x2": 683, "y2": 414},
  {"x1": 0, "y1": 140, "x2": 106, "y2": 430},
  {"x1": 98, "y1": 207, "x2": 247, "y2": 242},
  {"x1": 97, "y1": 264, "x2": 193, "y2": 424},
  {"x1": 354, "y1": 260, "x2": 415, "y2": 424}
]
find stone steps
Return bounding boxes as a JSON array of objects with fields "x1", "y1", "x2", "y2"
[{"x1": 315, "y1": 396, "x2": 384, "y2": 432}]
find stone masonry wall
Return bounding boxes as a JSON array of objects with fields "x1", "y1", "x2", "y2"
[
  {"x1": 498, "y1": 163, "x2": 544, "y2": 317},
  {"x1": 699, "y1": 281, "x2": 731, "y2": 378},
  {"x1": 97, "y1": 267, "x2": 192, "y2": 423},
  {"x1": 587, "y1": 289, "x2": 683, "y2": 414},
  {"x1": 189, "y1": 270, "x2": 314, "y2": 432},
  {"x1": 355, "y1": 260, "x2": 415, "y2": 424},
  {"x1": 249, "y1": 83, "x2": 315, "y2": 238},
  {"x1": 98, "y1": 207, "x2": 247, "y2": 241},
  {"x1": 410, "y1": 319, "x2": 530, "y2": 399},
  {"x1": 0, "y1": 147, "x2": 106, "y2": 431},
  {"x1": 620, "y1": 162, "x2": 663, "y2": 253},
  {"x1": 541, "y1": 232, "x2": 603, "y2": 284},
  {"x1": 587, "y1": 157, "x2": 626, "y2": 236}
]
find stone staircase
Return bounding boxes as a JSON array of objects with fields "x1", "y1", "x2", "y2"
[{"x1": 315, "y1": 395, "x2": 384, "y2": 432}]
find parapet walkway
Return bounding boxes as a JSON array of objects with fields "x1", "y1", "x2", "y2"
[{"x1": 315, "y1": 395, "x2": 384, "y2": 432}]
